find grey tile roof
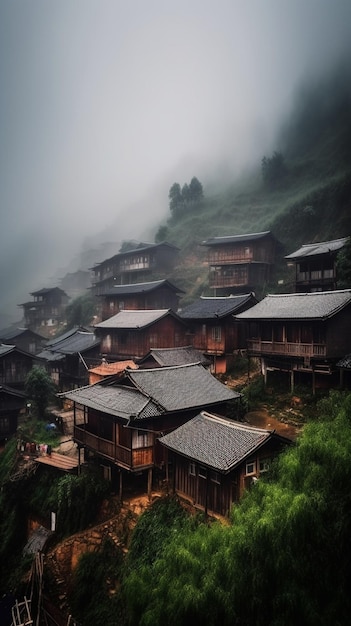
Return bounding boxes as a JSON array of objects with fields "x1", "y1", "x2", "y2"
[
  {"x1": 236, "y1": 290, "x2": 351, "y2": 321},
  {"x1": 101, "y1": 279, "x2": 184, "y2": 297},
  {"x1": 93, "y1": 241, "x2": 180, "y2": 268},
  {"x1": 285, "y1": 237, "x2": 349, "y2": 260},
  {"x1": 159, "y1": 411, "x2": 274, "y2": 472},
  {"x1": 0, "y1": 327, "x2": 38, "y2": 341},
  {"x1": 95, "y1": 309, "x2": 177, "y2": 329},
  {"x1": 336, "y1": 354, "x2": 351, "y2": 369},
  {"x1": 126, "y1": 363, "x2": 240, "y2": 411},
  {"x1": 143, "y1": 346, "x2": 210, "y2": 367},
  {"x1": 38, "y1": 330, "x2": 100, "y2": 360},
  {"x1": 179, "y1": 294, "x2": 255, "y2": 319},
  {"x1": 62, "y1": 384, "x2": 161, "y2": 420},
  {"x1": 30, "y1": 287, "x2": 66, "y2": 296},
  {"x1": 201, "y1": 231, "x2": 272, "y2": 246},
  {"x1": 0, "y1": 344, "x2": 15, "y2": 356},
  {"x1": 36, "y1": 349, "x2": 66, "y2": 362},
  {"x1": 0, "y1": 384, "x2": 27, "y2": 398},
  {"x1": 46, "y1": 326, "x2": 92, "y2": 347}
]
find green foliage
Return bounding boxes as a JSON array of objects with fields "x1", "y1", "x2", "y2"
[
  {"x1": 154, "y1": 224, "x2": 168, "y2": 243},
  {"x1": 126, "y1": 496, "x2": 190, "y2": 570},
  {"x1": 169, "y1": 177, "x2": 204, "y2": 219},
  {"x1": 240, "y1": 374, "x2": 266, "y2": 408},
  {"x1": 261, "y1": 151, "x2": 287, "y2": 188},
  {"x1": 123, "y1": 391, "x2": 351, "y2": 626},
  {"x1": 0, "y1": 438, "x2": 17, "y2": 485},
  {"x1": 68, "y1": 538, "x2": 125, "y2": 626},
  {"x1": 25, "y1": 366, "x2": 57, "y2": 419},
  {"x1": 336, "y1": 236, "x2": 351, "y2": 288},
  {"x1": 55, "y1": 470, "x2": 110, "y2": 537},
  {"x1": 65, "y1": 292, "x2": 97, "y2": 328}
]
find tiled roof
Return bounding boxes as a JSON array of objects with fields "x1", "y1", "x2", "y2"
[
  {"x1": 0, "y1": 327, "x2": 39, "y2": 341},
  {"x1": 336, "y1": 354, "x2": 351, "y2": 369},
  {"x1": 101, "y1": 279, "x2": 184, "y2": 297},
  {"x1": 179, "y1": 294, "x2": 256, "y2": 319},
  {"x1": 30, "y1": 287, "x2": 66, "y2": 296},
  {"x1": 62, "y1": 384, "x2": 161, "y2": 420},
  {"x1": 236, "y1": 290, "x2": 351, "y2": 321},
  {"x1": 0, "y1": 344, "x2": 16, "y2": 356},
  {"x1": 46, "y1": 326, "x2": 92, "y2": 347},
  {"x1": 38, "y1": 330, "x2": 100, "y2": 359},
  {"x1": 126, "y1": 363, "x2": 240, "y2": 411},
  {"x1": 62, "y1": 363, "x2": 240, "y2": 420},
  {"x1": 201, "y1": 231, "x2": 272, "y2": 246},
  {"x1": 159, "y1": 411, "x2": 277, "y2": 472},
  {"x1": 0, "y1": 384, "x2": 27, "y2": 398},
  {"x1": 89, "y1": 360, "x2": 138, "y2": 376},
  {"x1": 95, "y1": 309, "x2": 178, "y2": 329},
  {"x1": 36, "y1": 349, "x2": 66, "y2": 362},
  {"x1": 285, "y1": 237, "x2": 349, "y2": 260},
  {"x1": 142, "y1": 346, "x2": 210, "y2": 367},
  {"x1": 93, "y1": 241, "x2": 180, "y2": 268}
]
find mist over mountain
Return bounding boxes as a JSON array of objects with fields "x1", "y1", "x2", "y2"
[{"x1": 1, "y1": 1, "x2": 351, "y2": 326}]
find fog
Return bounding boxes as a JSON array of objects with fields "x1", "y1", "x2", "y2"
[{"x1": 1, "y1": 0, "x2": 351, "y2": 323}]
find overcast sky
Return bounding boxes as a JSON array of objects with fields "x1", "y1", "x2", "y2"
[{"x1": 1, "y1": 0, "x2": 351, "y2": 322}]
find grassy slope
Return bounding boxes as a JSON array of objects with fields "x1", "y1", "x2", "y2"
[{"x1": 161, "y1": 68, "x2": 351, "y2": 304}]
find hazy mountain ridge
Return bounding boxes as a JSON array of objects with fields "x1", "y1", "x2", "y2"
[{"x1": 154, "y1": 67, "x2": 351, "y2": 301}]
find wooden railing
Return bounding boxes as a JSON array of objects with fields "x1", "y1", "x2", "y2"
[
  {"x1": 209, "y1": 275, "x2": 248, "y2": 288},
  {"x1": 247, "y1": 340, "x2": 327, "y2": 357},
  {"x1": 74, "y1": 426, "x2": 153, "y2": 469}
]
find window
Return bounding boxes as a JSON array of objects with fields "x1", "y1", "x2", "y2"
[
  {"x1": 259, "y1": 459, "x2": 271, "y2": 473},
  {"x1": 211, "y1": 471, "x2": 221, "y2": 484},
  {"x1": 0, "y1": 417, "x2": 9, "y2": 435},
  {"x1": 202, "y1": 324, "x2": 206, "y2": 336},
  {"x1": 102, "y1": 334, "x2": 112, "y2": 351},
  {"x1": 212, "y1": 326, "x2": 221, "y2": 342},
  {"x1": 245, "y1": 461, "x2": 256, "y2": 475},
  {"x1": 133, "y1": 429, "x2": 153, "y2": 449},
  {"x1": 198, "y1": 466, "x2": 207, "y2": 479},
  {"x1": 189, "y1": 462, "x2": 196, "y2": 476}
]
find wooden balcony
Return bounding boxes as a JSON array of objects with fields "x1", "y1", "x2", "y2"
[
  {"x1": 247, "y1": 340, "x2": 327, "y2": 357},
  {"x1": 74, "y1": 425, "x2": 154, "y2": 470},
  {"x1": 209, "y1": 275, "x2": 248, "y2": 288}
]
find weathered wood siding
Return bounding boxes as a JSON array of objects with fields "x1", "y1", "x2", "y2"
[
  {"x1": 101, "y1": 287, "x2": 180, "y2": 319},
  {"x1": 99, "y1": 316, "x2": 188, "y2": 358}
]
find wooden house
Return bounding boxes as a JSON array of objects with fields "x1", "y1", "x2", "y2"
[
  {"x1": 201, "y1": 231, "x2": 277, "y2": 295},
  {"x1": 0, "y1": 344, "x2": 42, "y2": 389},
  {"x1": 159, "y1": 410, "x2": 291, "y2": 517},
  {"x1": 0, "y1": 385, "x2": 27, "y2": 441},
  {"x1": 285, "y1": 237, "x2": 349, "y2": 292},
  {"x1": 0, "y1": 326, "x2": 45, "y2": 355},
  {"x1": 179, "y1": 293, "x2": 257, "y2": 373},
  {"x1": 138, "y1": 346, "x2": 211, "y2": 369},
  {"x1": 94, "y1": 309, "x2": 189, "y2": 361},
  {"x1": 19, "y1": 287, "x2": 69, "y2": 337},
  {"x1": 62, "y1": 363, "x2": 241, "y2": 498},
  {"x1": 91, "y1": 242, "x2": 180, "y2": 295},
  {"x1": 236, "y1": 289, "x2": 351, "y2": 393},
  {"x1": 98, "y1": 279, "x2": 184, "y2": 321},
  {"x1": 37, "y1": 327, "x2": 101, "y2": 391}
]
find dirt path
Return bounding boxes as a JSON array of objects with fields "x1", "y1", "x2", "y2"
[{"x1": 245, "y1": 407, "x2": 302, "y2": 440}]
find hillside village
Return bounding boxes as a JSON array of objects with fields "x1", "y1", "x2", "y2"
[
  {"x1": 2, "y1": 222, "x2": 351, "y2": 624},
  {"x1": 2, "y1": 229, "x2": 351, "y2": 503}
]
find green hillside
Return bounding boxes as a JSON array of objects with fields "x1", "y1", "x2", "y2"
[{"x1": 157, "y1": 66, "x2": 351, "y2": 304}]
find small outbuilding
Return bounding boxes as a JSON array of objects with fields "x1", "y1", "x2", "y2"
[{"x1": 159, "y1": 410, "x2": 291, "y2": 517}]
